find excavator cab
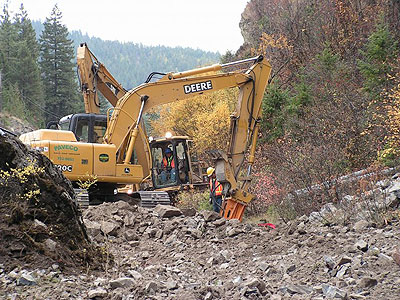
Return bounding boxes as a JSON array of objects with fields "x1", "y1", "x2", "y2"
[
  {"x1": 150, "y1": 137, "x2": 191, "y2": 189},
  {"x1": 51, "y1": 113, "x2": 107, "y2": 144}
]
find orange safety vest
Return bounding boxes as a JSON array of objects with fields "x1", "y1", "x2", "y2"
[
  {"x1": 209, "y1": 178, "x2": 223, "y2": 196},
  {"x1": 163, "y1": 156, "x2": 175, "y2": 168}
]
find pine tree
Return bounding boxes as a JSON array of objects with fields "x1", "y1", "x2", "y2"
[
  {"x1": 358, "y1": 19, "x2": 398, "y2": 99},
  {"x1": 14, "y1": 4, "x2": 44, "y2": 124},
  {"x1": 39, "y1": 5, "x2": 79, "y2": 123},
  {"x1": 15, "y1": 4, "x2": 39, "y2": 58},
  {"x1": 0, "y1": 3, "x2": 27, "y2": 117},
  {"x1": 0, "y1": 3, "x2": 18, "y2": 87}
]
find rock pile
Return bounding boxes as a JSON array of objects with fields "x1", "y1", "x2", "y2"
[
  {"x1": 308, "y1": 171, "x2": 400, "y2": 226},
  {"x1": 1, "y1": 135, "x2": 400, "y2": 299},
  {"x1": 0, "y1": 135, "x2": 101, "y2": 272},
  {"x1": 82, "y1": 201, "x2": 232, "y2": 246}
]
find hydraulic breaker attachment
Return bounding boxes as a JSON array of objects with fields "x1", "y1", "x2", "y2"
[{"x1": 208, "y1": 149, "x2": 254, "y2": 221}]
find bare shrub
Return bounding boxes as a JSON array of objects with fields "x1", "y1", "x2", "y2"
[
  {"x1": 176, "y1": 190, "x2": 211, "y2": 211},
  {"x1": 248, "y1": 171, "x2": 284, "y2": 216}
]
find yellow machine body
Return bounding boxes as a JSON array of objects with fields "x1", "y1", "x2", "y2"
[{"x1": 20, "y1": 129, "x2": 143, "y2": 184}]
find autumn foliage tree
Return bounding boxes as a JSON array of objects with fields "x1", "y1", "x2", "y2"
[
  {"x1": 379, "y1": 75, "x2": 400, "y2": 165},
  {"x1": 236, "y1": 0, "x2": 400, "y2": 219},
  {"x1": 149, "y1": 89, "x2": 238, "y2": 156}
]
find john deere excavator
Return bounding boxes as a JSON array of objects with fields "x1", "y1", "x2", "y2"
[
  {"x1": 75, "y1": 43, "x2": 208, "y2": 192},
  {"x1": 20, "y1": 44, "x2": 271, "y2": 220},
  {"x1": 41, "y1": 44, "x2": 208, "y2": 206}
]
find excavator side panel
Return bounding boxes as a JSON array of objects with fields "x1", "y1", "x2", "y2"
[
  {"x1": 48, "y1": 141, "x2": 93, "y2": 176},
  {"x1": 93, "y1": 144, "x2": 117, "y2": 176}
]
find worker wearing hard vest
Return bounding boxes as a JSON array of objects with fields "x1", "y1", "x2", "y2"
[
  {"x1": 161, "y1": 148, "x2": 176, "y2": 183},
  {"x1": 207, "y1": 167, "x2": 223, "y2": 213}
]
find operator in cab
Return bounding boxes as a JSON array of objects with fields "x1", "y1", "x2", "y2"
[
  {"x1": 160, "y1": 148, "x2": 176, "y2": 183},
  {"x1": 207, "y1": 167, "x2": 223, "y2": 213}
]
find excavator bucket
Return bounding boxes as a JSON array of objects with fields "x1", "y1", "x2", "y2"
[{"x1": 220, "y1": 198, "x2": 246, "y2": 221}]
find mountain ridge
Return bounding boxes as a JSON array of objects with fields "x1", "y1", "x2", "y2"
[{"x1": 32, "y1": 20, "x2": 221, "y2": 88}]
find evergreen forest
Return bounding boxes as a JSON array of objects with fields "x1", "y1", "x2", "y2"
[
  {"x1": 31, "y1": 21, "x2": 220, "y2": 89},
  {"x1": 0, "y1": 4, "x2": 220, "y2": 126}
]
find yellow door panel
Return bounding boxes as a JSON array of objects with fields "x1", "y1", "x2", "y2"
[
  {"x1": 93, "y1": 144, "x2": 116, "y2": 176},
  {"x1": 115, "y1": 164, "x2": 143, "y2": 183}
]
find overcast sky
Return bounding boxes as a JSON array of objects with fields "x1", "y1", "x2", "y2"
[{"x1": 3, "y1": 0, "x2": 249, "y2": 53}]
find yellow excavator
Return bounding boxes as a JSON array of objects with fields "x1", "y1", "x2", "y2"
[
  {"x1": 20, "y1": 44, "x2": 271, "y2": 220},
  {"x1": 76, "y1": 43, "x2": 208, "y2": 191},
  {"x1": 43, "y1": 44, "x2": 208, "y2": 206}
]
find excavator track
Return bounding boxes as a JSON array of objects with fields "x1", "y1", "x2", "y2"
[
  {"x1": 136, "y1": 191, "x2": 171, "y2": 208},
  {"x1": 73, "y1": 188, "x2": 89, "y2": 208}
]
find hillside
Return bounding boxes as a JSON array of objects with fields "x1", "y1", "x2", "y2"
[
  {"x1": 234, "y1": 0, "x2": 400, "y2": 219},
  {"x1": 32, "y1": 21, "x2": 220, "y2": 88}
]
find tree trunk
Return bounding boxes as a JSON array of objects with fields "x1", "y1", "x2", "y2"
[{"x1": 0, "y1": 70, "x2": 2, "y2": 112}]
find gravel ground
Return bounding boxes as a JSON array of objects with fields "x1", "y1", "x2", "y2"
[{"x1": 2, "y1": 200, "x2": 400, "y2": 300}]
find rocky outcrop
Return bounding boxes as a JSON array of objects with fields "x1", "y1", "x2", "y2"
[
  {"x1": 0, "y1": 112, "x2": 35, "y2": 135},
  {"x1": 0, "y1": 135, "x2": 101, "y2": 271},
  {"x1": 239, "y1": 0, "x2": 265, "y2": 47}
]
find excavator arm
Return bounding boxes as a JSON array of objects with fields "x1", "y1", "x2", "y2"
[
  {"x1": 76, "y1": 43, "x2": 151, "y2": 176},
  {"x1": 77, "y1": 43, "x2": 127, "y2": 113},
  {"x1": 104, "y1": 56, "x2": 272, "y2": 220}
]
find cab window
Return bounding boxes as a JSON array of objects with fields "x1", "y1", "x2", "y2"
[
  {"x1": 176, "y1": 141, "x2": 189, "y2": 184},
  {"x1": 59, "y1": 120, "x2": 70, "y2": 131},
  {"x1": 76, "y1": 119, "x2": 89, "y2": 142},
  {"x1": 93, "y1": 120, "x2": 107, "y2": 143}
]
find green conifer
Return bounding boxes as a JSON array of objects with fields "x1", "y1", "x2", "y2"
[{"x1": 40, "y1": 4, "x2": 79, "y2": 123}]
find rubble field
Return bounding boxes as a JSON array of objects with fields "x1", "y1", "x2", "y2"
[
  {"x1": 1, "y1": 135, "x2": 400, "y2": 299},
  {"x1": 1, "y1": 197, "x2": 400, "y2": 299}
]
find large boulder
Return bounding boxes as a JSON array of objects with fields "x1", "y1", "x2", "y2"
[
  {"x1": 0, "y1": 135, "x2": 101, "y2": 271},
  {"x1": 154, "y1": 205, "x2": 182, "y2": 218}
]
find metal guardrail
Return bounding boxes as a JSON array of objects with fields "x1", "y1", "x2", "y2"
[{"x1": 291, "y1": 166, "x2": 399, "y2": 198}]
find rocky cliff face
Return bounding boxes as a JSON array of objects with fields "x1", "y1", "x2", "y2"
[
  {"x1": 0, "y1": 112, "x2": 36, "y2": 136},
  {"x1": 239, "y1": 0, "x2": 265, "y2": 47},
  {"x1": 237, "y1": 0, "x2": 278, "y2": 59}
]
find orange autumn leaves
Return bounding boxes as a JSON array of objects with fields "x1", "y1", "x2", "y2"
[{"x1": 149, "y1": 89, "x2": 238, "y2": 155}]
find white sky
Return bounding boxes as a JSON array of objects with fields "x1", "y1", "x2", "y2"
[{"x1": 3, "y1": 0, "x2": 249, "y2": 53}]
